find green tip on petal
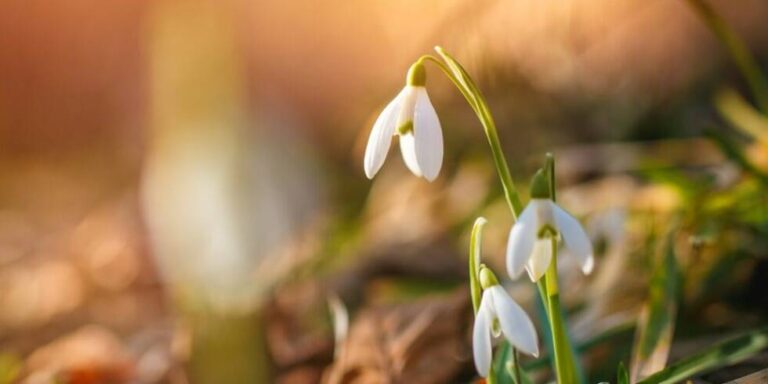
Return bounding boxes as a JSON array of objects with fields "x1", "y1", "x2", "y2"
[
  {"x1": 479, "y1": 265, "x2": 500, "y2": 289},
  {"x1": 406, "y1": 61, "x2": 427, "y2": 86},
  {"x1": 396, "y1": 120, "x2": 413, "y2": 135},
  {"x1": 529, "y1": 169, "x2": 551, "y2": 199}
]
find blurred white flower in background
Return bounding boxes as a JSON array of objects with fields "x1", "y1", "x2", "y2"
[{"x1": 141, "y1": 0, "x2": 324, "y2": 315}]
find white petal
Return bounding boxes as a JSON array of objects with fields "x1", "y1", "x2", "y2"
[
  {"x1": 552, "y1": 203, "x2": 594, "y2": 274},
  {"x1": 413, "y1": 88, "x2": 443, "y2": 181},
  {"x1": 525, "y1": 238, "x2": 552, "y2": 282},
  {"x1": 363, "y1": 90, "x2": 403, "y2": 179},
  {"x1": 488, "y1": 286, "x2": 539, "y2": 357},
  {"x1": 398, "y1": 133, "x2": 422, "y2": 177},
  {"x1": 472, "y1": 292, "x2": 494, "y2": 378},
  {"x1": 506, "y1": 204, "x2": 538, "y2": 279}
]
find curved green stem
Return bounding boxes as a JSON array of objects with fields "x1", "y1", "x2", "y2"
[
  {"x1": 417, "y1": 55, "x2": 481, "y2": 112},
  {"x1": 425, "y1": 48, "x2": 524, "y2": 383},
  {"x1": 420, "y1": 50, "x2": 524, "y2": 218},
  {"x1": 428, "y1": 48, "x2": 583, "y2": 384}
]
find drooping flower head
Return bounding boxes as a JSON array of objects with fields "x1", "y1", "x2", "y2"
[
  {"x1": 473, "y1": 266, "x2": 539, "y2": 378},
  {"x1": 363, "y1": 61, "x2": 443, "y2": 181},
  {"x1": 506, "y1": 169, "x2": 594, "y2": 281}
]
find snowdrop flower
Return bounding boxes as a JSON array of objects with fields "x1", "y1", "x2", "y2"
[
  {"x1": 363, "y1": 61, "x2": 443, "y2": 181},
  {"x1": 473, "y1": 267, "x2": 539, "y2": 378},
  {"x1": 506, "y1": 170, "x2": 594, "y2": 281}
]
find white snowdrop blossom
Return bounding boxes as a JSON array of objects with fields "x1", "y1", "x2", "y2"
[
  {"x1": 506, "y1": 198, "x2": 594, "y2": 282},
  {"x1": 473, "y1": 285, "x2": 539, "y2": 378},
  {"x1": 363, "y1": 62, "x2": 443, "y2": 181}
]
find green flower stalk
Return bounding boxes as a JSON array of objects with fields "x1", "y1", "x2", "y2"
[
  {"x1": 507, "y1": 156, "x2": 589, "y2": 383},
  {"x1": 363, "y1": 47, "x2": 592, "y2": 383}
]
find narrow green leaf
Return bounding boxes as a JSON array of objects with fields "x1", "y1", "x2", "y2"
[
  {"x1": 638, "y1": 327, "x2": 768, "y2": 384},
  {"x1": 494, "y1": 343, "x2": 535, "y2": 384},
  {"x1": 617, "y1": 361, "x2": 629, "y2": 384},
  {"x1": 0, "y1": 354, "x2": 20, "y2": 384},
  {"x1": 706, "y1": 127, "x2": 768, "y2": 185},
  {"x1": 630, "y1": 227, "x2": 680, "y2": 381},
  {"x1": 494, "y1": 342, "x2": 514, "y2": 384},
  {"x1": 684, "y1": 0, "x2": 768, "y2": 113},
  {"x1": 469, "y1": 217, "x2": 487, "y2": 314},
  {"x1": 714, "y1": 87, "x2": 768, "y2": 145},
  {"x1": 524, "y1": 321, "x2": 635, "y2": 372}
]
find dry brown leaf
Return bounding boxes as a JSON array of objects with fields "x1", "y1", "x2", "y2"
[
  {"x1": 323, "y1": 289, "x2": 471, "y2": 384},
  {"x1": 23, "y1": 325, "x2": 134, "y2": 384}
]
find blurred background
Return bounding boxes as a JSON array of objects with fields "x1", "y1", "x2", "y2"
[{"x1": 1, "y1": 0, "x2": 768, "y2": 383}]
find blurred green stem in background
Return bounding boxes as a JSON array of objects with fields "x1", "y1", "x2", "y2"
[
  {"x1": 144, "y1": 1, "x2": 275, "y2": 382},
  {"x1": 705, "y1": 126, "x2": 768, "y2": 185},
  {"x1": 684, "y1": 0, "x2": 768, "y2": 113},
  {"x1": 187, "y1": 310, "x2": 270, "y2": 384},
  {"x1": 629, "y1": 225, "x2": 680, "y2": 382},
  {"x1": 0, "y1": 354, "x2": 20, "y2": 384},
  {"x1": 714, "y1": 87, "x2": 768, "y2": 145}
]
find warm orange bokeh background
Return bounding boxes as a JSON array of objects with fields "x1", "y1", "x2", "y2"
[{"x1": 1, "y1": 1, "x2": 767, "y2": 382}]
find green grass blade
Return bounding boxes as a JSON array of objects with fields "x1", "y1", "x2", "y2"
[
  {"x1": 524, "y1": 321, "x2": 636, "y2": 373},
  {"x1": 684, "y1": 0, "x2": 768, "y2": 113},
  {"x1": 630, "y1": 227, "x2": 680, "y2": 381},
  {"x1": 494, "y1": 342, "x2": 514, "y2": 384},
  {"x1": 706, "y1": 127, "x2": 768, "y2": 185},
  {"x1": 617, "y1": 361, "x2": 629, "y2": 384},
  {"x1": 493, "y1": 343, "x2": 534, "y2": 384},
  {"x1": 637, "y1": 327, "x2": 768, "y2": 384},
  {"x1": 0, "y1": 354, "x2": 21, "y2": 384},
  {"x1": 715, "y1": 87, "x2": 768, "y2": 145}
]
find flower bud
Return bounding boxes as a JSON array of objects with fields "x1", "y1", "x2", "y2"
[
  {"x1": 479, "y1": 265, "x2": 500, "y2": 289},
  {"x1": 406, "y1": 61, "x2": 427, "y2": 87}
]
